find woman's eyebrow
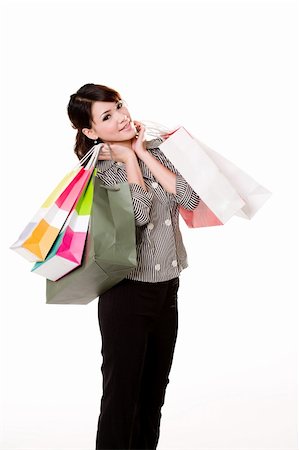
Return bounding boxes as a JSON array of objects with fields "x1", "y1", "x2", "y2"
[{"x1": 100, "y1": 109, "x2": 111, "y2": 117}]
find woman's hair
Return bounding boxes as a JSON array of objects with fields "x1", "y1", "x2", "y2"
[{"x1": 67, "y1": 83, "x2": 121, "y2": 160}]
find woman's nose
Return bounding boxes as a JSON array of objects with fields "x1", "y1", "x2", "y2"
[{"x1": 117, "y1": 111, "x2": 128, "y2": 122}]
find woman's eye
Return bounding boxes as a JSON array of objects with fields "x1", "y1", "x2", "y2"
[{"x1": 102, "y1": 101, "x2": 123, "y2": 120}]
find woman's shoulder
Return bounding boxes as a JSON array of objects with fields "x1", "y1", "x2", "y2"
[
  {"x1": 145, "y1": 137, "x2": 164, "y2": 150},
  {"x1": 96, "y1": 158, "x2": 125, "y2": 185},
  {"x1": 145, "y1": 137, "x2": 168, "y2": 161}
]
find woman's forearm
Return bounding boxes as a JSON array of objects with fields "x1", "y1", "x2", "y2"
[
  {"x1": 139, "y1": 151, "x2": 176, "y2": 194},
  {"x1": 125, "y1": 155, "x2": 147, "y2": 191}
]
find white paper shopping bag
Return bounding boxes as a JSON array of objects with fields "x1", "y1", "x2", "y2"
[
  {"x1": 192, "y1": 137, "x2": 272, "y2": 219},
  {"x1": 159, "y1": 127, "x2": 246, "y2": 224},
  {"x1": 159, "y1": 126, "x2": 271, "y2": 227}
]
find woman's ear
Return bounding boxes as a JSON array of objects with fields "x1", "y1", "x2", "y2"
[{"x1": 82, "y1": 127, "x2": 98, "y2": 141}]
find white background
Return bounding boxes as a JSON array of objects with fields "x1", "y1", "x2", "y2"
[{"x1": 1, "y1": 0, "x2": 298, "y2": 449}]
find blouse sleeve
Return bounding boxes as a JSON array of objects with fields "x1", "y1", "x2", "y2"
[
  {"x1": 150, "y1": 146, "x2": 201, "y2": 211},
  {"x1": 128, "y1": 183, "x2": 154, "y2": 226}
]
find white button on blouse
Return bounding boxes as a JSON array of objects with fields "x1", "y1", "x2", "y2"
[
  {"x1": 164, "y1": 219, "x2": 171, "y2": 226},
  {"x1": 151, "y1": 181, "x2": 158, "y2": 189},
  {"x1": 154, "y1": 264, "x2": 161, "y2": 271},
  {"x1": 171, "y1": 260, "x2": 178, "y2": 267},
  {"x1": 147, "y1": 223, "x2": 154, "y2": 230}
]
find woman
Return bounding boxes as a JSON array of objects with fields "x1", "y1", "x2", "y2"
[{"x1": 67, "y1": 83, "x2": 201, "y2": 450}]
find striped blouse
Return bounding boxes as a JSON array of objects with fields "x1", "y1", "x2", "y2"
[{"x1": 96, "y1": 138, "x2": 201, "y2": 282}]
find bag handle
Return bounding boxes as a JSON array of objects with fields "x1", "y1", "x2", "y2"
[
  {"x1": 138, "y1": 120, "x2": 174, "y2": 139},
  {"x1": 78, "y1": 143, "x2": 104, "y2": 171},
  {"x1": 96, "y1": 142, "x2": 120, "y2": 191}
]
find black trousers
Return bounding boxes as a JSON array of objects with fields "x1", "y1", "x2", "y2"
[{"x1": 95, "y1": 276, "x2": 180, "y2": 450}]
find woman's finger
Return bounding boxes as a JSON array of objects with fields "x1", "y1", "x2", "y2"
[
  {"x1": 98, "y1": 149, "x2": 111, "y2": 160},
  {"x1": 133, "y1": 120, "x2": 144, "y2": 132},
  {"x1": 99, "y1": 143, "x2": 111, "y2": 155},
  {"x1": 137, "y1": 124, "x2": 145, "y2": 140},
  {"x1": 98, "y1": 154, "x2": 108, "y2": 160}
]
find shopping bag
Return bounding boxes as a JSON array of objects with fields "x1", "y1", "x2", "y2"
[
  {"x1": 192, "y1": 137, "x2": 272, "y2": 219},
  {"x1": 10, "y1": 146, "x2": 100, "y2": 262},
  {"x1": 159, "y1": 127, "x2": 271, "y2": 227},
  {"x1": 46, "y1": 178, "x2": 137, "y2": 305},
  {"x1": 31, "y1": 169, "x2": 95, "y2": 280}
]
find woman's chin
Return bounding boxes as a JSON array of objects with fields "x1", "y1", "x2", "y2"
[{"x1": 120, "y1": 130, "x2": 138, "y2": 141}]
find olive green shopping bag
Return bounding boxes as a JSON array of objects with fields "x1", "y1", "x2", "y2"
[{"x1": 46, "y1": 177, "x2": 137, "y2": 305}]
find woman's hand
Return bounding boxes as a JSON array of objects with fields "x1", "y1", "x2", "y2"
[
  {"x1": 131, "y1": 121, "x2": 148, "y2": 159},
  {"x1": 98, "y1": 142, "x2": 135, "y2": 164}
]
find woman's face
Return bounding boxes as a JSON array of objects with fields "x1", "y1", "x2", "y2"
[{"x1": 83, "y1": 99, "x2": 137, "y2": 143}]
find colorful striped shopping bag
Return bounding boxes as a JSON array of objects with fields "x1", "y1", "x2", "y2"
[
  {"x1": 10, "y1": 145, "x2": 101, "y2": 262},
  {"x1": 31, "y1": 170, "x2": 95, "y2": 280}
]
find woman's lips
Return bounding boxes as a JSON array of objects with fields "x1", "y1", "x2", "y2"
[{"x1": 121, "y1": 122, "x2": 132, "y2": 131}]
